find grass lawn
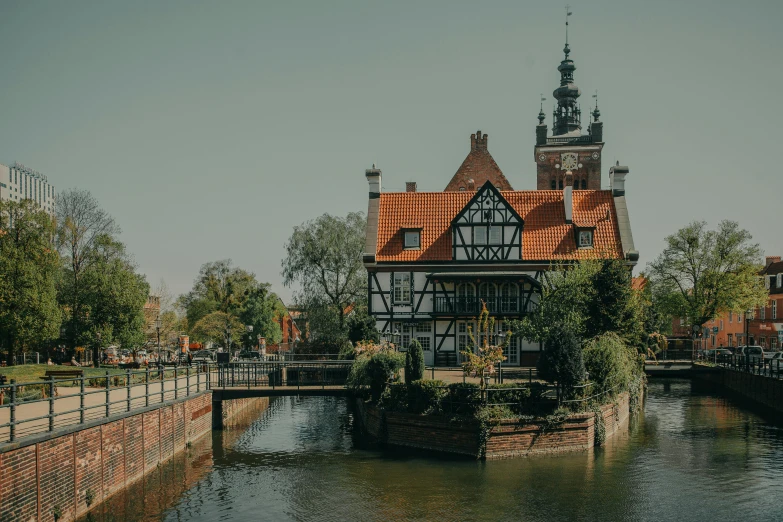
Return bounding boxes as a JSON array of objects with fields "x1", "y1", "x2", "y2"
[{"x1": 0, "y1": 364, "x2": 153, "y2": 385}]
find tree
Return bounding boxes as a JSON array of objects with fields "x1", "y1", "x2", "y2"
[
  {"x1": 648, "y1": 221, "x2": 768, "y2": 345},
  {"x1": 460, "y1": 303, "x2": 508, "y2": 390},
  {"x1": 282, "y1": 212, "x2": 366, "y2": 333},
  {"x1": 56, "y1": 189, "x2": 120, "y2": 353},
  {"x1": 537, "y1": 325, "x2": 584, "y2": 401},
  {"x1": 0, "y1": 200, "x2": 62, "y2": 364},
  {"x1": 238, "y1": 284, "x2": 284, "y2": 347},
  {"x1": 190, "y1": 311, "x2": 243, "y2": 348},
  {"x1": 179, "y1": 260, "x2": 256, "y2": 330},
  {"x1": 347, "y1": 311, "x2": 380, "y2": 345},
  {"x1": 405, "y1": 339, "x2": 425, "y2": 384}
]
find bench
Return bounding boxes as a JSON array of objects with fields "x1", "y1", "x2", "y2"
[{"x1": 41, "y1": 370, "x2": 85, "y2": 397}]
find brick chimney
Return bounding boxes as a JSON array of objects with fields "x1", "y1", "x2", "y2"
[
  {"x1": 609, "y1": 162, "x2": 629, "y2": 197},
  {"x1": 405, "y1": 182, "x2": 417, "y2": 193},
  {"x1": 365, "y1": 165, "x2": 381, "y2": 199},
  {"x1": 563, "y1": 171, "x2": 573, "y2": 224},
  {"x1": 470, "y1": 130, "x2": 488, "y2": 151},
  {"x1": 766, "y1": 256, "x2": 781, "y2": 268}
]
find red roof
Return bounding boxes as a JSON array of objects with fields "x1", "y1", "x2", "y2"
[
  {"x1": 443, "y1": 131, "x2": 514, "y2": 192},
  {"x1": 376, "y1": 189, "x2": 623, "y2": 262}
]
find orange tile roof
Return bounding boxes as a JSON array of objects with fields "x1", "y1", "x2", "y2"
[
  {"x1": 632, "y1": 276, "x2": 648, "y2": 291},
  {"x1": 375, "y1": 189, "x2": 623, "y2": 262}
]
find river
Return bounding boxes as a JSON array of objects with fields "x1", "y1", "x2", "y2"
[{"x1": 80, "y1": 379, "x2": 783, "y2": 522}]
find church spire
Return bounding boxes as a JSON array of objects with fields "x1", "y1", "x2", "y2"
[{"x1": 552, "y1": 7, "x2": 582, "y2": 136}]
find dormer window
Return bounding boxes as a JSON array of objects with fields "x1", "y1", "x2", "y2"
[
  {"x1": 578, "y1": 230, "x2": 593, "y2": 248},
  {"x1": 404, "y1": 229, "x2": 421, "y2": 250}
]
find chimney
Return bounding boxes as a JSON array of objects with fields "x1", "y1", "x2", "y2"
[
  {"x1": 405, "y1": 182, "x2": 417, "y2": 193},
  {"x1": 471, "y1": 130, "x2": 488, "y2": 151},
  {"x1": 766, "y1": 256, "x2": 781, "y2": 268},
  {"x1": 365, "y1": 165, "x2": 381, "y2": 199},
  {"x1": 609, "y1": 162, "x2": 629, "y2": 197},
  {"x1": 563, "y1": 171, "x2": 573, "y2": 224}
]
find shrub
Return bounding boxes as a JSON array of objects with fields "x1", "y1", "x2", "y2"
[
  {"x1": 379, "y1": 383, "x2": 409, "y2": 412},
  {"x1": 405, "y1": 340, "x2": 425, "y2": 384},
  {"x1": 486, "y1": 383, "x2": 531, "y2": 414},
  {"x1": 443, "y1": 383, "x2": 481, "y2": 416},
  {"x1": 583, "y1": 332, "x2": 640, "y2": 399},
  {"x1": 407, "y1": 379, "x2": 448, "y2": 414},
  {"x1": 347, "y1": 346, "x2": 405, "y2": 402},
  {"x1": 538, "y1": 325, "x2": 585, "y2": 400}
]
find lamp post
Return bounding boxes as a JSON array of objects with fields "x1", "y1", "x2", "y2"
[
  {"x1": 96, "y1": 332, "x2": 102, "y2": 367},
  {"x1": 226, "y1": 323, "x2": 232, "y2": 359},
  {"x1": 155, "y1": 317, "x2": 162, "y2": 366}
]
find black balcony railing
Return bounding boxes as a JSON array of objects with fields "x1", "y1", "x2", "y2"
[{"x1": 433, "y1": 297, "x2": 531, "y2": 315}]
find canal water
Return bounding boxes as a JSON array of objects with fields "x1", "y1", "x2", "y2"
[{"x1": 82, "y1": 379, "x2": 783, "y2": 522}]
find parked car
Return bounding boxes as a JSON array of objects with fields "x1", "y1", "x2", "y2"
[
  {"x1": 732, "y1": 346, "x2": 745, "y2": 357},
  {"x1": 767, "y1": 352, "x2": 783, "y2": 366},
  {"x1": 705, "y1": 348, "x2": 732, "y2": 360},
  {"x1": 192, "y1": 351, "x2": 215, "y2": 362},
  {"x1": 746, "y1": 346, "x2": 764, "y2": 364},
  {"x1": 238, "y1": 351, "x2": 262, "y2": 360}
]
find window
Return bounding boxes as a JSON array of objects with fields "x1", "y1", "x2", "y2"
[
  {"x1": 474, "y1": 227, "x2": 487, "y2": 245},
  {"x1": 720, "y1": 320, "x2": 723, "y2": 331},
  {"x1": 393, "y1": 273, "x2": 411, "y2": 304},
  {"x1": 392, "y1": 322, "x2": 412, "y2": 348},
  {"x1": 457, "y1": 322, "x2": 473, "y2": 358},
  {"x1": 727, "y1": 334, "x2": 733, "y2": 347},
  {"x1": 404, "y1": 230, "x2": 421, "y2": 249},
  {"x1": 679, "y1": 317, "x2": 685, "y2": 326},
  {"x1": 773, "y1": 300, "x2": 778, "y2": 320},
  {"x1": 766, "y1": 277, "x2": 771, "y2": 290},
  {"x1": 729, "y1": 312, "x2": 733, "y2": 323},
  {"x1": 478, "y1": 283, "x2": 497, "y2": 309},
  {"x1": 581, "y1": 179, "x2": 587, "y2": 190},
  {"x1": 778, "y1": 274, "x2": 782, "y2": 288},
  {"x1": 416, "y1": 322, "x2": 431, "y2": 333},
  {"x1": 489, "y1": 226, "x2": 501, "y2": 245},
  {"x1": 551, "y1": 179, "x2": 556, "y2": 190},
  {"x1": 761, "y1": 305, "x2": 766, "y2": 321},
  {"x1": 499, "y1": 283, "x2": 519, "y2": 313},
  {"x1": 558, "y1": 179, "x2": 564, "y2": 189},
  {"x1": 417, "y1": 336, "x2": 431, "y2": 351},
  {"x1": 578, "y1": 230, "x2": 593, "y2": 248}
]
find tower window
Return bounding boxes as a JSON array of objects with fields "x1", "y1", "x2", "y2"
[
  {"x1": 558, "y1": 179, "x2": 564, "y2": 190},
  {"x1": 551, "y1": 179, "x2": 556, "y2": 190},
  {"x1": 581, "y1": 179, "x2": 587, "y2": 190}
]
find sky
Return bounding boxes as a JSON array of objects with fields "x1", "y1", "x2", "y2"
[{"x1": 1, "y1": 0, "x2": 781, "y2": 304}]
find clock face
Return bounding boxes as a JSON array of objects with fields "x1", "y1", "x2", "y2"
[
  {"x1": 591, "y1": 152, "x2": 600, "y2": 160},
  {"x1": 538, "y1": 154, "x2": 546, "y2": 162},
  {"x1": 560, "y1": 152, "x2": 578, "y2": 170}
]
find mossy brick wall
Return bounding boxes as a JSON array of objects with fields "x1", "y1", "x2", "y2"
[
  {"x1": 357, "y1": 392, "x2": 630, "y2": 459},
  {"x1": 0, "y1": 391, "x2": 213, "y2": 522}
]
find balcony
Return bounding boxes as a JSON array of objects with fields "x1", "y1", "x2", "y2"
[{"x1": 433, "y1": 297, "x2": 533, "y2": 316}]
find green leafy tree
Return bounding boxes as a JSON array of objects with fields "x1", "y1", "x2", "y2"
[
  {"x1": 190, "y1": 311, "x2": 243, "y2": 348},
  {"x1": 460, "y1": 303, "x2": 509, "y2": 390},
  {"x1": 347, "y1": 311, "x2": 380, "y2": 344},
  {"x1": 0, "y1": 200, "x2": 62, "y2": 364},
  {"x1": 56, "y1": 189, "x2": 120, "y2": 354},
  {"x1": 405, "y1": 339, "x2": 425, "y2": 384},
  {"x1": 238, "y1": 284, "x2": 284, "y2": 347},
  {"x1": 648, "y1": 220, "x2": 768, "y2": 344},
  {"x1": 282, "y1": 212, "x2": 366, "y2": 338},
  {"x1": 179, "y1": 260, "x2": 256, "y2": 330},
  {"x1": 583, "y1": 332, "x2": 640, "y2": 398},
  {"x1": 537, "y1": 325, "x2": 584, "y2": 401}
]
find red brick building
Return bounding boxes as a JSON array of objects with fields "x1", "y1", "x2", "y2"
[{"x1": 267, "y1": 304, "x2": 302, "y2": 354}]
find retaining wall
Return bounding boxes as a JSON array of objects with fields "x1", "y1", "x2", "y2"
[
  {"x1": 693, "y1": 367, "x2": 783, "y2": 414},
  {"x1": 0, "y1": 392, "x2": 213, "y2": 522},
  {"x1": 356, "y1": 392, "x2": 630, "y2": 459}
]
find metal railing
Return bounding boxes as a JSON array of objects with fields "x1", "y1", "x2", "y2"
[
  {"x1": 715, "y1": 354, "x2": 783, "y2": 379},
  {"x1": 214, "y1": 361, "x2": 352, "y2": 389},
  {"x1": 0, "y1": 365, "x2": 211, "y2": 444},
  {"x1": 433, "y1": 297, "x2": 533, "y2": 315}
]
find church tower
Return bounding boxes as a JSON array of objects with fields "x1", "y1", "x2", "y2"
[{"x1": 534, "y1": 15, "x2": 604, "y2": 191}]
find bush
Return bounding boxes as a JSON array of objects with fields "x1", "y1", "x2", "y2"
[
  {"x1": 486, "y1": 383, "x2": 531, "y2": 413},
  {"x1": 379, "y1": 383, "x2": 409, "y2": 412},
  {"x1": 405, "y1": 340, "x2": 425, "y2": 384},
  {"x1": 347, "y1": 348, "x2": 405, "y2": 402},
  {"x1": 407, "y1": 379, "x2": 447, "y2": 414},
  {"x1": 583, "y1": 332, "x2": 640, "y2": 399},
  {"x1": 537, "y1": 325, "x2": 584, "y2": 400},
  {"x1": 443, "y1": 383, "x2": 481, "y2": 416}
]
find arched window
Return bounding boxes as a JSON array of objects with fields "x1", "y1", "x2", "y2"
[
  {"x1": 456, "y1": 283, "x2": 475, "y2": 314},
  {"x1": 551, "y1": 179, "x2": 557, "y2": 190},
  {"x1": 478, "y1": 283, "x2": 497, "y2": 312},
  {"x1": 581, "y1": 179, "x2": 587, "y2": 190},
  {"x1": 499, "y1": 283, "x2": 519, "y2": 313},
  {"x1": 558, "y1": 179, "x2": 564, "y2": 190}
]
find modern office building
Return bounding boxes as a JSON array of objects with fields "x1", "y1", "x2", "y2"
[{"x1": 0, "y1": 162, "x2": 56, "y2": 214}]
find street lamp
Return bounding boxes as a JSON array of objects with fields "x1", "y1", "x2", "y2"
[
  {"x1": 155, "y1": 316, "x2": 162, "y2": 366},
  {"x1": 226, "y1": 323, "x2": 232, "y2": 358},
  {"x1": 246, "y1": 325, "x2": 253, "y2": 351},
  {"x1": 96, "y1": 332, "x2": 102, "y2": 367}
]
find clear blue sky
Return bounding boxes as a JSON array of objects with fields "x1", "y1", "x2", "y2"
[{"x1": 1, "y1": 0, "x2": 780, "y2": 303}]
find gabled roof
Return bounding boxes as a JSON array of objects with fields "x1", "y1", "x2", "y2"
[
  {"x1": 452, "y1": 180, "x2": 523, "y2": 225},
  {"x1": 374, "y1": 188, "x2": 624, "y2": 262},
  {"x1": 444, "y1": 131, "x2": 514, "y2": 192}
]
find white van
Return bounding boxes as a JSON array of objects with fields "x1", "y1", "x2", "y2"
[{"x1": 746, "y1": 346, "x2": 764, "y2": 364}]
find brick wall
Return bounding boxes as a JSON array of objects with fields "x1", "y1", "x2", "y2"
[
  {"x1": 0, "y1": 392, "x2": 213, "y2": 522},
  {"x1": 356, "y1": 392, "x2": 631, "y2": 459}
]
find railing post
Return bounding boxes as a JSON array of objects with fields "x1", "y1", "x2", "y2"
[
  {"x1": 9, "y1": 380, "x2": 16, "y2": 442},
  {"x1": 174, "y1": 367, "x2": 178, "y2": 400},
  {"x1": 186, "y1": 366, "x2": 191, "y2": 396},
  {"x1": 126, "y1": 369, "x2": 132, "y2": 412},
  {"x1": 145, "y1": 366, "x2": 150, "y2": 407},
  {"x1": 48, "y1": 376, "x2": 55, "y2": 432},
  {"x1": 160, "y1": 366, "x2": 165, "y2": 404},
  {"x1": 105, "y1": 370, "x2": 111, "y2": 418},
  {"x1": 80, "y1": 376, "x2": 85, "y2": 424}
]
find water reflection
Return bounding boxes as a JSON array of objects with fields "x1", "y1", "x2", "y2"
[{"x1": 82, "y1": 381, "x2": 783, "y2": 522}]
